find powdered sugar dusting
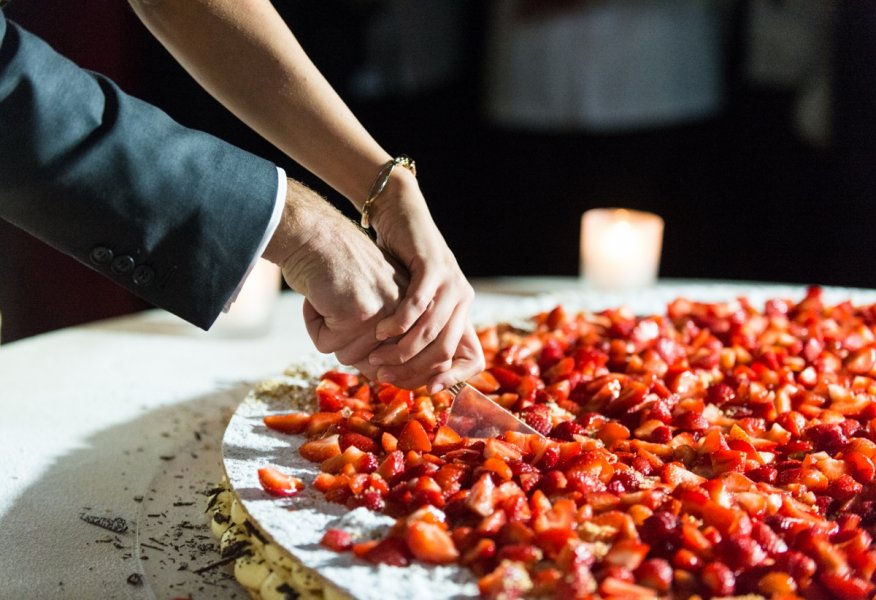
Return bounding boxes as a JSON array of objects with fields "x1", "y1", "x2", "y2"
[{"x1": 221, "y1": 354, "x2": 479, "y2": 600}]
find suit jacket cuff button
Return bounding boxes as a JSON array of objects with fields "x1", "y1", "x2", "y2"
[
  {"x1": 132, "y1": 265, "x2": 155, "y2": 287},
  {"x1": 89, "y1": 245, "x2": 114, "y2": 266},
  {"x1": 111, "y1": 255, "x2": 135, "y2": 275}
]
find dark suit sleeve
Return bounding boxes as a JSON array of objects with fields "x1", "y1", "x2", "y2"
[{"x1": 0, "y1": 11, "x2": 279, "y2": 329}]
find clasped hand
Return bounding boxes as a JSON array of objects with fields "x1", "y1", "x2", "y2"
[{"x1": 264, "y1": 178, "x2": 484, "y2": 392}]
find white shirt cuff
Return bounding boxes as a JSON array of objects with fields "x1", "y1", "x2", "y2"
[{"x1": 223, "y1": 167, "x2": 286, "y2": 311}]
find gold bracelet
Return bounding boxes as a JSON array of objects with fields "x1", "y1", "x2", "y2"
[{"x1": 359, "y1": 155, "x2": 416, "y2": 229}]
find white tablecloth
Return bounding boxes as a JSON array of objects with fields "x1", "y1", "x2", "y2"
[{"x1": 3, "y1": 279, "x2": 876, "y2": 598}]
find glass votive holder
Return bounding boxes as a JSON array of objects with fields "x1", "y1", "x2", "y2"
[
  {"x1": 212, "y1": 259, "x2": 282, "y2": 337},
  {"x1": 580, "y1": 208, "x2": 664, "y2": 291}
]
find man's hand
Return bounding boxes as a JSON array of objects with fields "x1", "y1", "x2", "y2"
[{"x1": 264, "y1": 179, "x2": 406, "y2": 379}]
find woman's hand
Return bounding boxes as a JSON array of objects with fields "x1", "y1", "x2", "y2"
[
  {"x1": 376, "y1": 322, "x2": 486, "y2": 393},
  {"x1": 366, "y1": 169, "x2": 485, "y2": 392}
]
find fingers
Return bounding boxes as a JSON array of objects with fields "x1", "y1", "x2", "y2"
[
  {"x1": 375, "y1": 314, "x2": 482, "y2": 392},
  {"x1": 369, "y1": 295, "x2": 446, "y2": 367},
  {"x1": 304, "y1": 299, "x2": 381, "y2": 366},
  {"x1": 426, "y1": 324, "x2": 486, "y2": 393},
  {"x1": 375, "y1": 265, "x2": 439, "y2": 342},
  {"x1": 369, "y1": 278, "x2": 474, "y2": 367},
  {"x1": 352, "y1": 360, "x2": 378, "y2": 382}
]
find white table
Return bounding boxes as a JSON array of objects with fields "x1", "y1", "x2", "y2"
[{"x1": 3, "y1": 279, "x2": 875, "y2": 599}]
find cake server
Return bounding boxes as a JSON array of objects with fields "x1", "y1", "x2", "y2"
[{"x1": 445, "y1": 382, "x2": 545, "y2": 439}]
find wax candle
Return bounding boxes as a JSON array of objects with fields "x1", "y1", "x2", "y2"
[{"x1": 580, "y1": 208, "x2": 664, "y2": 290}]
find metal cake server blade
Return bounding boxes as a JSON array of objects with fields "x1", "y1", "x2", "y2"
[{"x1": 445, "y1": 382, "x2": 545, "y2": 439}]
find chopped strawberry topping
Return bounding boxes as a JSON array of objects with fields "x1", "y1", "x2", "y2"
[
  {"x1": 257, "y1": 466, "x2": 304, "y2": 498},
  {"x1": 264, "y1": 293, "x2": 876, "y2": 598}
]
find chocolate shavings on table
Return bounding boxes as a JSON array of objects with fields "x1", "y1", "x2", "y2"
[
  {"x1": 193, "y1": 542, "x2": 250, "y2": 575},
  {"x1": 140, "y1": 542, "x2": 166, "y2": 552},
  {"x1": 80, "y1": 514, "x2": 128, "y2": 534}
]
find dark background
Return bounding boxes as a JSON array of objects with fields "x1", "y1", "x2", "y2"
[{"x1": 2, "y1": 1, "x2": 875, "y2": 343}]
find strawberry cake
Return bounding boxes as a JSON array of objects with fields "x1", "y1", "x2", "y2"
[{"x1": 210, "y1": 287, "x2": 876, "y2": 599}]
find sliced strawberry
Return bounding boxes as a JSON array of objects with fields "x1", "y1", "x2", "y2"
[
  {"x1": 432, "y1": 425, "x2": 463, "y2": 452},
  {"x1": 596, "y1": 421, "x2": 630, "y2": 448},
  {"x1": 346, "y1": 415, "x2": 380, "y2": 438},
  {"x1": 381, "y1": 431, "x2": 399, "y2": 453},
  {"x1": 533, "y1": 498, "x2": 575, "y2": 534},
  {"x1": 544, "y1": 357, "x2": 575, "y2": 382},
  {"x1": 467, "y1": 473, "x2": 497, "y2": 517},
  {"x1": 351, "y1": 540, "x2": 378, "y2": 558},
  {"x1": 405, "y1": 521, "x2": 459, "y2": 564},
  {"x1": 434, "y1": 463, "x2": 470, "y2": 495},
  {"x1": 312, "y1": 472, "x2": 337, "y2": 493},
  {"x1": 354, "y1": 452, "x2": 379, "y2": 474},
  {"x1": 375, "y1": 384, "x2": 415, "y2": 408},
  {"x1": 351, "y1": 383, "x2": 372, "y2": 403},
  {"x1": 481, "y1": 457, "x2": 513, "y2": 481},
  {"x1": 398, "y1": 420, "x2": 432, "y2": 453},
  {"x1": 545, "y1": 305, "x2": 568, "y2": 329},
  {"x1": 461, "y1": 537, "x2": 497, "y2": 566},
  {"x1": 635, "y1": 558, "x2": 672, "y2": 593},
  {"x1": 372, "y1": 397, "x2": 410, "y2": 428},
  {"x1": 406, "y1": 505, "x2": 448, "y2": 527},
  {"x1": 478, "y1": 559, "x2": 534, "y2": 600},
  {"x1": 411, "y1": 396, "x2": 439, "y2": 431},
  {"x1": 321, "y1": 370, "x2": 360, "y2": 389},
  {"x1": 535, "y1": 528, "x2": 577, "y2": 560},
  {"x1": 496, "y1": 543, "x2": 542, "y2": 565},
  {"x1": 363, "y1": 536, "x2": 410, "y2": 567},
  {"x1": 306, "y1": 412, "x2": 344, "y2": 437},
  {"x1": 521, "y1": 405, "x2": 552, "y2": 436},
  {"x1": 518, "y1": 472, "x2": 542, "y2": 493},
  {"x1": 701, "y1": 561, "x2": 736, "y2": 596},
  {"x1": 468, "y1": 370, "x2": 501, "y2": 394},
  {"x1": 299, "y1": 434, "x2": 341, "y2": 462},
  {"x1": 257, "y1": 466, "x2": 304, "y2": 497},
  {"x1": 484, "y1": 438, "x2": 524, "y2": 462},
  {"x1": 377, "y1": 450, "x2": 405, "y2": 483},
  {"x1": 710, "y1": 449, "x2": 748, "y2": 474},
  {"x1": 316, "y1": 384, "x2": 345, "y2": 412},
  {"x1": 263, "y1": 413, "x2": 310, "y2": 434},
  {"x1": 350, "y1": 488, "x2": 385, "y2": 512},
  {"x1": 490, "y1": 366, "x2": 522, "y2": 391},
  {"x1": 478, "y1": 326, "x2": 500, "y2": 354},
  {"x1": 661, "y1": 461, "x2": 706, "y2": 490},
  {"x1": 818, "y1": 573, "x2": 874, "y2": 599},
  {"x1": 517, "y1": 373, "x2": 545, "y2": 402},
  {"x1": 320, "y1": 528, "x2": 353, "y2": 552},
  {"x1": 602, "y1": 539, "x2": 650, "y2": 571},
  {"x1": 339, "y1": 432, "x2": 379, "y2": 454},
  {"x1": 321, "y1": 446, "x2": 358, "y2": 474},
  {"x1": 598, "y1": 577, "x2": 656, "y2": 598}
]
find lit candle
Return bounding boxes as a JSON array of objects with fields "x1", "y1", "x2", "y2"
[
  {"x1": 212, "y1": 259, "x2": 282, "y2": 337},
  {"x1": 580, "y1": 208, "x2": 664, "y2": 290}
]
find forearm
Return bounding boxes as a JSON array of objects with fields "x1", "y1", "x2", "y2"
[
  {"x1": 0, "y1": 12, "x2": 278, "y2": 329},
  {"x1": 129, "y1": 0, "x2": 392, "y2": 209}
]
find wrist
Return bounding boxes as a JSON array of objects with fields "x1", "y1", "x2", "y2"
[
  {"x1": 263, "y1": 179, "x2": 326, "y2": 268},
  {"x1": 369, "y1": 166, "x2": 423, "y2": 233},
  {"x1": 360, "y1": 156, "x2": 417, "y2": 230}
]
